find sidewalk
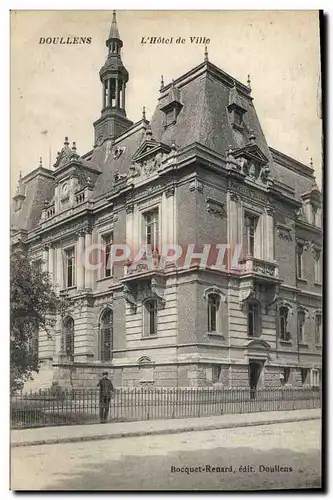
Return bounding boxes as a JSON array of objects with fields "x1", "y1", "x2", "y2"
[{"x1": 11, "y1": 408, "x2": 320, "y2": 448}]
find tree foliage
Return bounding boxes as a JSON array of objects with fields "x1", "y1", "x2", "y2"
[{"x1": 10, "y1": 246, "x2": 61, "y2": 393}]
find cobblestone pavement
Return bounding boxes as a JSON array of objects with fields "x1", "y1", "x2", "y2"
[{"x1": 11, "y1": 420, "x2": 321, "y2": 491}]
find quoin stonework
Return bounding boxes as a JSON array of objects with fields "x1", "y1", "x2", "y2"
[{"x1": 11, "y1": 12, "x2": 322, "y2": 391}]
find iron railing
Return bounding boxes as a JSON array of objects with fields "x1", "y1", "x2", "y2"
[{"x1": 10, "y1": 386, "x2": 321, "y2": 430}]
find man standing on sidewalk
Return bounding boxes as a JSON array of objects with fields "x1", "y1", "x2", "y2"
[{"x1": 97, "y1": 372, "x2": 115, "y2": 423}]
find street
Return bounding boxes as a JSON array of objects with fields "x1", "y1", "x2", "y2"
[{"x1": 11, "y1": 419, "x2": 321, "y2": 491}]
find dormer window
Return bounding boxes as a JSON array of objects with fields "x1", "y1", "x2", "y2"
[{"x1": 160, "y1": 82, "x2": 183, "y2": 129}]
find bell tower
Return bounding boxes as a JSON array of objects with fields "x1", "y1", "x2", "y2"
[{"x1": 93, "y1": 11, "x2": 133, "y2": 145}]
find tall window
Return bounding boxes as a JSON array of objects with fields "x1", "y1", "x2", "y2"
[
  {"x1": 100, "y1": 310, "x2": 113, "y2": 361},
  {"x1": 63, "y1": 317, "x2": 74, "y2": 360},
  {"x1": 296, "y1": 244, "x2": 303, "y2": 279},
  {"x1": 245, "y1": 215, "x2": 258, "y2": 257},
  {"x1": 103, "y1": 233, "x2": 113, "y2": 278},
  {"x1": 301, "y1": 368, "x2": 309, "y2": 385},
  {"x1": 283, "y1": 367, "x2": 291, "y2": 384},
  {"x1": 279, "y1": 306, "x2": 289, "y2": 340},
  {"x1": 208, "y1": 294, "x2": 220, "y2": 333},
  {"x1": 297, "y1": 311, "x2": 306, "y2": 343},
  {"x1": 144, "y1": 299, "x2": 158, "y2": 336},
  {"x1": 248, "y1": 301, "x2": 260, "y2": 337},
  {"x1": 212, "y1": 365, "x2": 222, "y2": 383},
  {"x1": 314, "y1": 250, "x2": 321, "y2": 283},
  {"x1": 65, "y1": 248, "x2": 76, "y2": 288},
  {"x1": 315, "y1": 314, "x2": 322, "y2": 345},
  {"x1": 144, "y1": 209, "x2": 159, "y2": 252}
]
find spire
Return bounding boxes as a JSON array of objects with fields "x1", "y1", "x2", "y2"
[
  {"x1": 109, "y1": 10, "x2": 120, "y2": 40},
  {"x1": 204, "y1": 45, "x2": 209, "y2": 62}
]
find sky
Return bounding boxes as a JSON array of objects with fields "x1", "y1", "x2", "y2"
[{"x1": 10, "y1": 10, "x2": 322, "y2": 193}]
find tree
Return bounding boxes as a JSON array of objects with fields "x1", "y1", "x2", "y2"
[{"x1": 10, "y1": 246, "x2": 61, "y2": 393}]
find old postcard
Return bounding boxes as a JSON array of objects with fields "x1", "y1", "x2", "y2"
[{"x1": 10, "y1": 10, "x2": 323, "y2": 491}]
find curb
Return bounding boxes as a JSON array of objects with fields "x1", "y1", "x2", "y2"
[{"x1": 11, "y1": 415, "x2": 320, "y2": 448}]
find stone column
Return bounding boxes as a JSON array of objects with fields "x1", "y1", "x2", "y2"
[
  {"x1": 265, "y1": 207, "x2": 275, "y2": 262},
  {"x1": 107, "y1": 79, "x2": 111, "y2": 107},
  {"x1": 76, "y1": 231, "x2": 85, "y2": 290},
  {"x1": 228, "y1": 192, "x2": 240, "y2": 267},
  {"x1": 55, "y1": 247, "x2": 63, "y2": 292},
  {"x1": 121, "y1": 82, "x2": 126, "y2": 109},
  {"x1": 102, "y1": 82, "x2": 106, "y2": 109},
  {"x1": 84, "y1": 229, "x2": 93, "y2": 290},
  {"x1": 42, "y1": 244, "x2": 49, "y2": 273},
  {"x1": 48, "y1": 245, "x2": 54, "y2": 284},
  {"x1": 115, "y1": 79, "x2": 119, "y2": 107}
]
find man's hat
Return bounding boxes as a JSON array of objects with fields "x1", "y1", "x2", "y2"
[{"x1": 102, "y1": 371, "x2": 108, "y2": 376}]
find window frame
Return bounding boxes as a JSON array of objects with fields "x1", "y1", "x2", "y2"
[
  {"x1": 297, "y1": 310, "x2": 306, "y2": 343},
  {"x1": 100, "y1": 309, "x2": 113, "y2": 362},
  {"x1": 296, "y1": 244, "x2": 303, "y2": 279},
  {"x1": 143, "y1": 207, "x2": 160, "y2": 253},
  {"x1": 247, "y1": 301, "x2": 260, "y2": 337},
  {"x1": 62, "y1": 316, "x2": 74, "y2": 360},
  {"x1": 315, "y1": 314, "x2": 322, "y2": 345},
  {"x1": 64, "y1": 247, "x2": 76, "y2": 288},
  {"x1": 102, "y1": 233, "x2": 113, "y2": 278},
  {"x1": 244, "y1": 214, "x2": 259, "y2": 257},
  {"x1": 143, "y1": 299, "x2": 158, "y2": 337},
  {"x1": 207, "y1": 293, "x2": 220, "y2": 333},
  {"x1": 279, "y1": 306, "x2": 290, "y2": 341}
]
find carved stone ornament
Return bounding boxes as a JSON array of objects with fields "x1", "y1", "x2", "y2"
[
  {"x1": 206, "y1": 198, "x2": 226, "y2": 218},
  {"x1": 276, "y1": 225, "x2": 292, "y2": 241},
  {"x1": 189, "y1": 178, "x2": 203, "y2": 193},
  {"x1": 203, "y1": 286, "x2": 227, "y2": 303},
  {"x1": 123, "y1": 284, "x2": 138, "y2": 311}
]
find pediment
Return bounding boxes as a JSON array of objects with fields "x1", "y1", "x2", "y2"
[
  {"x1": 132, "y1": 140, "x2": 171, "y2": 164},
  {"x1": 233, "y1": 144, "x2": 268, "y2": 166}
]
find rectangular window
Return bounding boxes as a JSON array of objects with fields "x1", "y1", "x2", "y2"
[
  {"x1": 279, "y1": 307, "x2": 289, "y2": 341},
  {"x1": 208, "y1": 295, "x2": 219, "y2": 333},
  {"x1": 245, "y1": 215, "x2": 258, "y2": 257},
  {"x1": 311, "y1": 369, "x2": 320, "y2": 387},
  {"x1": 144, "y1": 300, "x2": 158, "y2": 337},
  {"x1": 283, "y1": 367, "x2": 291, "y2": 384},
  {"x1": 103, "y1": 233, "x2": 113, "y2": 278},
  {"x1": 314, "y1": 250, "x2": 321, "y2": 283},
  {"x1": 233, "y1": 110, "x2": 243, "y2": 127},
  {"x1": 301, "y1": 368, "x2": 309, "y2": 385},
  {"x1": 248, "y1": 302, "x2": 260, "y2": 337},
  {"x1": 212, "y1": 365, "x2": 222, "y2": 383},
  {"x1": 296, "y1": 245, "x2": 303, "y2": 279},
  {"x1": 65, "y1": 248, "x2": 75, "y2": 288},
  {"x1": 144, "y1": 209, "x2": 159, "y2": 252},
  {"x1": 315, "y1": 315, "x2": 322, "y2": 345}
]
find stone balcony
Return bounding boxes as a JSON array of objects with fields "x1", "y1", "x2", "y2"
[{"x1": 239, "y1": 256, "x2": 279, "y2": 281}]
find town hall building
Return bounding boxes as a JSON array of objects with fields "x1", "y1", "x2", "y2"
[{"x1": 11, "y1": 12, "x2": 322, "y2": 390}]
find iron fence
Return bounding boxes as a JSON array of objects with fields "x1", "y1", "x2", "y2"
[{"x1": 10, "y1": 386, "x2": 321, "y2": 430}]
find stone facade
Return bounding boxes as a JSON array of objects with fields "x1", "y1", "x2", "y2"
[{"x1": 11, "y1": 13, "x2": 322, "y2": 391}]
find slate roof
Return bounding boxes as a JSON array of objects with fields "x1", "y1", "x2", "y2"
[{"x1": 12, "y1": 58, "x2": 321, "y2": 233}]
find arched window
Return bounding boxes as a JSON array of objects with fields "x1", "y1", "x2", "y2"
[
  {"x1": 63, "y1": 317, "x2": 74, "y2": 360},
  {"x1": 279, "y1": 306, "x2": 290, "y2": 340},
  {"x1": 207, "y1": 294, "x2": 220, "y2": 333},
  {"x1": 144, "y1": 299, "x2": 158, "y2": 337},
  {"x1": 100, "y1": 309, "x2": 113, "y2": 362},
  {"x1": 248, "y1": 301, "x2": 260, "y2": 337}
]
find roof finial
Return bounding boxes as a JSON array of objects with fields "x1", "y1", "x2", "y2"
[
  {"x1": 247, "y1": 74, "x2": 251, "y2": 89},
  {"x1": 64, "y1": 136, "x2": 69, "y2": 146},
  {"x1": 145, "y1": 124, "x2": 153, "y2": 139},
  {"x1": 142, "y1": 106, "x2": 146, "y2": 121},
  {"x1": 204, "y1": 45, "x2": 209, "y2": 62},
  {"x1": 39, "y1": 157, "x2": 43, "y2": 168},
  {"x1": 72, "y1": 141, "x2": 77, "y2": 152},
  {"x1": 109, "y1": 10, "x2": 120, "y2": 39},
  {"x1": 310, "y1": 157, "x2": 314, "y2": 169},
  {"x1": 160, "y1": 75, "x2": 164, "y2": 91}
]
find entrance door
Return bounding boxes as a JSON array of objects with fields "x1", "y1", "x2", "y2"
[{"x1": 249, "y1": 361, "x2": 262, "y2": 399}]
